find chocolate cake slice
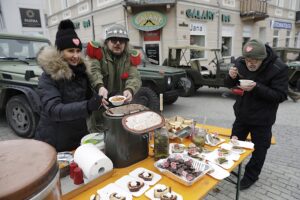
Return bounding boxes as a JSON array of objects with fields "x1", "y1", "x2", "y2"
[
  {"x1": 127, "y1": 180, "x2": 144, "y2": 192},
  {"x1": 138, "y1": 171, "x2": 153, "y2": 181},
  {"x1": 109, "y1": 192, "x2": 126, "y2": 200}
]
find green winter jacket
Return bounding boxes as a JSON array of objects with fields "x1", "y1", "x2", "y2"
[{"x1": 88, "y1": 46, "x2": 141, "y2": 95}]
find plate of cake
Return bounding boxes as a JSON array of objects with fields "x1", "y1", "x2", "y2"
[
  {"x1": 97, "y1": 183, "x2": 132, "y2": 200},
  {"x1": 115, "y1": 175, "x2": 149, "y2": 197},
  {"x1": 145, "y1": 184, "x2": 183, "y2": 200},
  {"x1": 129, "y1": 167, "x2": 161, "y2": 186}
]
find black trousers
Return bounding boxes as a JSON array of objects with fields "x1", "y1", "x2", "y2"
[{"x1": 232, "y1": 120, "x2": 272, "y2": 182}]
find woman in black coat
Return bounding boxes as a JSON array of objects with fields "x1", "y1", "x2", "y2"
[{"x1": 35, "y1": 20, "x2": 102, "y2": 152}]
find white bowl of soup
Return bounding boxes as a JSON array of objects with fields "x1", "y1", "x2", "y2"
[{"x1": 109, "y1": 95, "x2": 126, "y2": 106}]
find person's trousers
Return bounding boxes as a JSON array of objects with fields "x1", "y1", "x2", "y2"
[{"x1": 232, "y1": 120, "x2": 272, "y2": 182}]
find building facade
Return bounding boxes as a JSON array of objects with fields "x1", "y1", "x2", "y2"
[
  {"x1": 46, "y1": 0, "x2": 300, "y2": 65},
  {"x1": 0, "y1": 0, "x2": 48, "y2": 37}
]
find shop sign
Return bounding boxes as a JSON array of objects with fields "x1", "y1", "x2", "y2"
[
  {"x1": 186, "y1": 9, "x2": 214, "y2": 21},
  {"x1": 19, "y1": 8, "x2": 42, "y2": 27},
  {"x1": 83, "y1": 20, "x2": 91, "y2": 28},
  {"x1": 144, "y1": 30, "x2": 160, "y2": 41},
  {"x1": 74, "y1": 22, "x2": 80, "y2": 29},
  {"x1": 271, "y1": 20, "x2": 292, "y2": 30},
  {"x1": 221, "y1": 14, "x2": 230, "y2": 23},
  {"x1": 190, "y1": 23, "x2": 206, "y2": 35},
  {"x1": 132, "y1": 11, "x2": 167, "y2": 31}
]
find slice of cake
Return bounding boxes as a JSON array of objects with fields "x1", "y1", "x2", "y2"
[
  {"x1": 160, "y1": 192, "x2": 177, "y2": 200},
  {"x1": 109, "y1": 192, "x2": 126, "y2": 200},
  {"x1": 154, "y1": 185, "x2": 168, "y2": 198},
  {"x1": 127, "y1": 180, "x2": 144, "y2": 192},
  {"x1": 138, "y1": 171, "x2": 153, "y2": 181}
]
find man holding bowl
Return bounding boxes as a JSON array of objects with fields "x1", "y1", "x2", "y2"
[
  {"x1": 224, "y1": 39, "x2": 288, "y2": 190},
  {"x1": 86, "y1": 24, "x2": 142, "y2": 131}
]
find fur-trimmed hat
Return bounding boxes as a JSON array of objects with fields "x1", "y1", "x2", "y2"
[
  {"x1": 55, "y1": 19, "x2": 82, "y2": 51},
  {"x1": 242, "y1": 39, "x2": 267, "y2": 60}
]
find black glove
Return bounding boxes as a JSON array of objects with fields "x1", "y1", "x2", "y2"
[{"x1": 87, "y1": 93, "x2": 102, "y2": 112}]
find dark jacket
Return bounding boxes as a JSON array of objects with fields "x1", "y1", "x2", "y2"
[
  {"x1": 35, "y1": 46, "x2": 92, "y2": 152},
  {"x1": 224, "y1": 45, "x2": 288, "y2": 126}
]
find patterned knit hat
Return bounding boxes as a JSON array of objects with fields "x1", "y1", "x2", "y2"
[
  {"x1": 242, "y1": 39, "x2": 267, "y2": 60},
  {"x1": 55, "y1": 19, "x2": 82, "y2": 51}
]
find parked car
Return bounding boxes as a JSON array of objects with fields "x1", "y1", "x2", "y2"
[
  {"x1": 163, "y1": 45, "x2": 234, "y2": 96},
  {"x1": 273, "y1": 47, "x2": 300, "y2": 91},
  {"x1": 0, "y1": 33, "x2": 50, "y2": 138},
  {"x1": 132, "y1": 46, "x2": 188, "y2": 104}
]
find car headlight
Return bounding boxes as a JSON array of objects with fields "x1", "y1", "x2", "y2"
[{"x1": 167, "y1": 77, "x2": 172, "y2": 85}]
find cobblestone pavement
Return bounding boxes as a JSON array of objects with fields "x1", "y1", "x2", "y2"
[{"x1": 0, "y1": 87, "x2": 299, "y2": 200}]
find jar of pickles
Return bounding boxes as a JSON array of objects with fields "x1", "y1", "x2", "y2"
[
  {"x1": 154, "y1": 128, "x2": 169, "y2": 161},
  {"x1": 191, "y1": 127, "x2": 206, "y2": 149}
]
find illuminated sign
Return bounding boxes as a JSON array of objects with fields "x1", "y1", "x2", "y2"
[{"x1": 132, "y1": 11, "x2": 167, "y2": 31}]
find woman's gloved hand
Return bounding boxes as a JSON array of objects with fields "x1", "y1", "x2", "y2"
[{"x1": 87, "y1": 93, "x2": 103, "y2": 112}]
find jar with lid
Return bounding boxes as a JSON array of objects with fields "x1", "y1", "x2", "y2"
[{"x1": 154, "y1": 128, "x2": 169, "y2": 161}]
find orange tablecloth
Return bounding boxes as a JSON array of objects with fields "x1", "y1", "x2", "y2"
[{"x1": 63, "y1": 132, "x2": 253, "y2": 200}]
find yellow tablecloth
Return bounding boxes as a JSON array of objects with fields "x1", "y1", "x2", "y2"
[{"x1": 63, "y1": 127, "x2": 254, "y2": 200}]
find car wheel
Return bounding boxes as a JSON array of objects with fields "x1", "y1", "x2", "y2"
[
  {"x1": 5, "y1": 95, "x2": 38, "y2": 138},
  {"x1": 164, "y1": 95, "x2": 178, "y2": 105},
  {"x1": 179, "y1": 77, "x2": 195, "y2": 97},
  {"x1": 132, "y1": 87, "x2": 160, "y2": 112},
  {"x1": 297, "y1": 79, "x2": 300, "y2": 91}
]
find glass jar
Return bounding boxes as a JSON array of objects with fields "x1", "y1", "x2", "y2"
[
  {"x1": 191, "y1": 127, "x2": 206, "y2": 148},
  {"x1": 154, "y1": 128, "x2": 169, "y2": 161}
]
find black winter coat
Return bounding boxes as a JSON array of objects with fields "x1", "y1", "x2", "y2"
[
  {"x1": 35, "y1": 46, "x2": 92, "y2": 152},
  {"x1": 224, "y1": 45, "x2": 288, "y2": 126}
]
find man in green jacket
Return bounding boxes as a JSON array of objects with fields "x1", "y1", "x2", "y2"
[{"x1": 86, "y1": 24, "x2": 142, "y2": 131}]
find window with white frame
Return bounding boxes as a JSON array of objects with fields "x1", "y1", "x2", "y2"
[
  {"x1": 222, "y1": 37, "x2": 232, "y2": 56},
  {"x1": 273, "y1": 29, "x2": 279, "y2": 47},
  {"x1": 190, "y1": 23, "x2": 206, "y2": 59},
  {"x1": 285, "y1": 30, "x2": 291, "y2": 47},
  {"x1": 190, "y1": 36, "x2": 205, "y2": 59},
  {"x1": 223, "y1": 0, "x2": 235, "y2": 7}
]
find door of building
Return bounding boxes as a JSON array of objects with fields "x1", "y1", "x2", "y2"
[
  {"x1": 143, "y1": 29, "x2": 161, "y2": 65},
  {"x1": 144, "y1": 43, "x2": 160, "y2": 65}
]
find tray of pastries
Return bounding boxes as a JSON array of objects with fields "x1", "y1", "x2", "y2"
[{"x1": 154, "y1": 153, "x2": 211, "y2": 186}]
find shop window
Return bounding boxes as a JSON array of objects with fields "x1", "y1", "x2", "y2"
[
  {"x1": 273, "y1": 29, "x2": 279, "y2": 47},
  {"x1": 190, "y1": 35, "x2": 205, "y2": 59},
  {"x1": 221, "y1": 37, "x2": 232, "y2": 57}
]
